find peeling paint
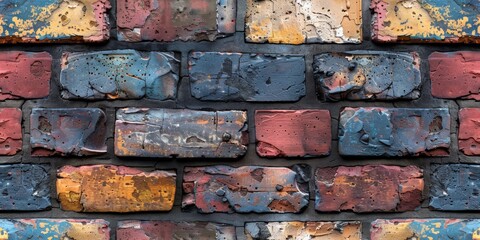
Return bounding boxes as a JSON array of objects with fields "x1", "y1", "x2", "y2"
[
  {"x1": 0, "y1": 108, "x2": 22, "y2": 156},
  {"x1": 459, "y1": 108, "x2": 480, "y2": 155}
]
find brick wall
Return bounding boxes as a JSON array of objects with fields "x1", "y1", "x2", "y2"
[{"x1": 0, "y1": 0, "x2": 479, "y2": 239}]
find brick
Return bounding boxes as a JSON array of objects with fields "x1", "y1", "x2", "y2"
[
  {"x1": 117, "y1": 0, "x2": 236, "y2": 42},
  {"x1": 60, "y1": 50, "x2": 179, "y2": 100},
  {"x1": 430, "y1": 52, "x2": 480, "y2": 100},
  {"x1": 189, "y1": 52, "x2": 305, "y2": 102},
  {"x1": 0, "y1": 164, "x2": 50, "y2": 211},
  {"x1": 30, "y1": 108, "x2": 107, "y2": 156},
  {"x1": 430, "y1": 164, "x2": 480, "y2": 211},
  {"x1": 0, "y1": 0, "x2": 110, "y2": 43},
  {"x1": 56, "y1": 165, "x2": 176, "y2": 212},
  {"x1": 115, "y1": 108, "x2": 248, "y2": 158},
  {"x1": 314, "y1": 51, "x2": 421, "y2": 101},
  {"x1": 339, "y1": 107, "x2": 450, "y2": 157},
  {"x1": 245, "y1": 221, "x2": 361, "y2": 240},
  {"x1": 255, "y1": 110, "x2": 331, "y2": 157},
  {"x1": 0, "y1": 52, "x2": 51, "y2": 100},
  {"x1": 182, "y1": 165, "x2": 310, "y2": 213},
  {"x1": 0, "y1": 219, "x2": 110, "y2": 239},
  {"x1": 0, "y1": 108, "x2": 22, "y2": 156},
  {"x1": 245, "y1": 0, "x2": 361, "y2": 44},
  {"x1": 117, "y1": 220, "x2": 235, "y2": 240},
  {"x1": 459, "y1": 108, "x2": 480, "y2": 155},
  {"x1": 371, "y1": 219, "x2": 480, "y2": 240},
  {"x1": 371, "y1": 0, "x2": 480, "y2": 43},
  {"x1": 315, "y1": 165, "x2": 423, "y2": 212}
]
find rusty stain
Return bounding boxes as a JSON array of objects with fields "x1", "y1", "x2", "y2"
[{"x1": 0, "y1": 108, "x2": 22, "y2": 156}]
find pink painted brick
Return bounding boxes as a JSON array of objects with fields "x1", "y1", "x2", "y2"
[
  {"x1": 458, "y1": 108, "x2": 480, "y2": 155},
  {"x1": 0, "y1": 108, "x2": 22, "y2": 155}
]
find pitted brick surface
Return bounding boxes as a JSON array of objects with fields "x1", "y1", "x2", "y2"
[{"x1": 0, "y1": 108, "x2": 22, "y2": 156}]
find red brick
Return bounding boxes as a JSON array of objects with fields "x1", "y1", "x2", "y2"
[
  {"x1": 0, "y1": 52, "x2": 51, "y2": 100},
  {"x1": 0, "y1": 108, "x2": 22, "y2": 156},
  {"x1": 315, "y1": 165, "x2": 424, "y2": 212},
  {"x1": 459, "y1": 108, "x2": 480, "y2": 155},
  {"x1": 255, "y1": 110, "x2": 331, "y2": 157}
]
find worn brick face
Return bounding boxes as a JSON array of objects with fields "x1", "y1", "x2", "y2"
[
  {"x1": 56, "y1": 165, "x2": 176, "y2": 212},
  {"x1": 60, "y1": 51, "x2": 179, "y2": 100},
  {"x1": 0, "y1": 52, "x2": 51, "y2": 100},
  {"x1": 0, "y1": 108, "x2": 22, "y2": 156},
  {"x1": 314, "y1": 51, "x2": 421, "y2": 101},
  {"x1": 117, "y1": 0, "x2": 236, "y2": 42},
  {"x1": 255, "y1": 110, "x2": 331, "y2": 157},
  {"x1": 458, "y1": 108, "x2": 480, "y2": 155},
  {"x1": 182, "y1": 165, "x2": 310, "y2": 213},
  {"x1": 189, "y1": 52, "x2": 305, "y2": 102},
  {"x1": 339, "y1": 107, "x2": 450, "y2": 157},
  {"x1": 315, "y1": 165, "x2": 424, "y2": 212}
]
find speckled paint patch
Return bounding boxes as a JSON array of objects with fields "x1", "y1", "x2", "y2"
[
  {"x1": 0, "y1": 219, "x2": 110, "y2": 240},
  {"x1": 30, "y1": 108, "x2": 107, "y2": 156},
  {"x1": 117, "y1": 0, "x2": 236, "y2": 42},
  {"x1": 189, "y1": 52, "x2": 305, "y2": 102},
  {"x1": 339, "y1": 107, "x2": 450, "y2": 157},
  {"x1": 117, "y1": 220, "x2": 236, "y2": 240},
  {"x1": 315, "y1": 165, "x2": 424, "y2": 212},
  {"x1": 459, "y1": 108, "x2": 480, "y2": 155},
  {"x1": 182, "y1": 165, "x2": 310, "y2": 213},
  {"x1": 0, "y1": 0, "x2": 110, "y2": 43},
  {"x1": 314, "y1": 51, "x2": 421, "y2": 101},
  {"x1": 56, "y1": 165, "x2": 176, "y2": 212},
  {"x1": 245, "y1": 0, "x2": 362, "y2": 44},
  {"x1": 61, "y1": 50, "x2": 179, "y2": 100},
  {"x1": 115, "y1": 108, "x2": 248, "y2": 158},
  {"x1": 0, "y1": 108, "x2": 22, "y2": 156},
  {"x1": 371, "y1": 0, "x2": 480, "y2": 43}
]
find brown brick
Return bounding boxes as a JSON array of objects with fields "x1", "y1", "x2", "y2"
[
  {"x1": 56, "y1": 165, "x2": 176, "y2": 212},
  {"x1": 255, "y1": 110, "x2": 331, "y2": 157},
  {"x1": 459, "y1": 108, "x2": 480, "y2": 155},
  {"x1": 0, "y1": 108, "x2": 22, "y2": 156}
]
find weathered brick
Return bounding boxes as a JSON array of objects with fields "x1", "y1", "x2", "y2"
[
  {"x1": 339, "y1": 107, "x2": 450, "y2": 157},
  {"x1": 314, "y1": 51, "x2": 421, "y2": 101},
  {"x1": 30, "y1": 108, "x2": 107, "y2": 156},
  {"x1": 430, "y1": 164, "x2": 480, "y2": 211},
  {"x1": 117, "y1": 220, "x2": 236, "y2": 240},
  {"x1": 0, "y1": 52, "x2": 51, "y2": 100},
  {"x1": 255, "y1": 110, "x2": 331, "y2": 157},
  {"x1": 371, "y1": 219, "x2": 480, "y2": 240},
  {"x1": 60, "y1": 50, "x2": 179, "y2": 100},
  {"x1": 459, "y1": 108, "x2": 480, "y2": 155},
  {"x1": 371, "y1": 0, "x2": 480, "y2": 43},
  {"x1": 189, "y1": 52, "x2": 305, "y2": 102},
  {"x1": 115, "y1": 108, "x2": 248, "y2": 158},
  {"x1": 56, "y1": 165, "x2": 176, "y2": 212},
  {"x1": 430, "y1": 52, "x2": 480, "y2": 100},
  {"x1": 0, "y1": 0, "x2": 110, "y2": 43},
  {"x1": 182, "y1": 165, "x2": 309, "y2": 213},
  {"x1": 315, "y1": 165, "x2": 424, "y2": 212},
  {"x1": 117, "y1": 0, "x2": 236, "y2": 42},
  {"x1": 245, "y1": 0, "x2": 362, "y2": 44},
  {"x1": 0, "y1": 164, "x2": 50, "y2": 211},
  {"x1": 245, "y1": 221, "x2": 362, "y2": 240},
  {"x1": 0, "y1": 219, "x2": 110, "y2": 239},
  {"x1": 0, "y1": 108, "x2": 22, "y2": 156}
]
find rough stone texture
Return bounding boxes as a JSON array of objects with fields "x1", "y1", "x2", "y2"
[
  {"x1": 0, "y1": 219, "x2": 110, "y2": 240},
  {"x1": 56, "y1": 165, "x2": 176, "y2": 212},
  {"x1": 430, "y1": 164, "x2": 480, "y2": 211},
  {"x1": 245, "y1": 221, "x2": 362, "y2": 240},
  {"x1": 0, "y1": 0, "x2": 110, "y2": 43},
  {"x1": 371, "y1": 0, "x2": 480, "y2": 43},
  {"x1": 60, "y1": 50, "x2": 179, "y2": 100},
  {"x1": 245, "y1": 0, "x2": 362, "y2": 44},
  {"x1": 371, "y1": 219, "x2": 480, "y2": 240},
  {"x1": 255, "y1": 110, "x2": 331, "y2": 157},
  {"x1": 117, "y1": 0, "x2": 236, "y2": 42},
  {"x1": 315, "y1": 165, "x2": 424, "y2": 212},
  {"x1": 314, "y1": 51, "x2": 421, "y2": 101},
  {"x1": 0, "y1": 164, "x2": 50, "y2": 211},
  {"x1": 0, "y1": 108, "x2": 22, "y2": 156},
  {"x1": 0, "y1": 52, "x2": 51, "y2": 100},
  {"x1": 117, "y1": 220, "x2": 236, "y2": 240},
  {"x1": 30, "y1": 108, "x2": 107, "y2": 156},
  {"x1": 182, "y1": 165, "x2": 310, "y2": 213},
  {"x1": 458, "y1": 108, "x2": 480, "y2": 155},
  {"x1": 339, "y1": 107, "x2": 450, "y2": 157},
  {"x1": 189, "y1": 52, "x2": 305, "y2": 102},
  {"x1": 430, "y1": 52, "x2": 480, "y2": 100},
  {"x1": 115, "y1": 108, "x2": 248, "y2": 158}
]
